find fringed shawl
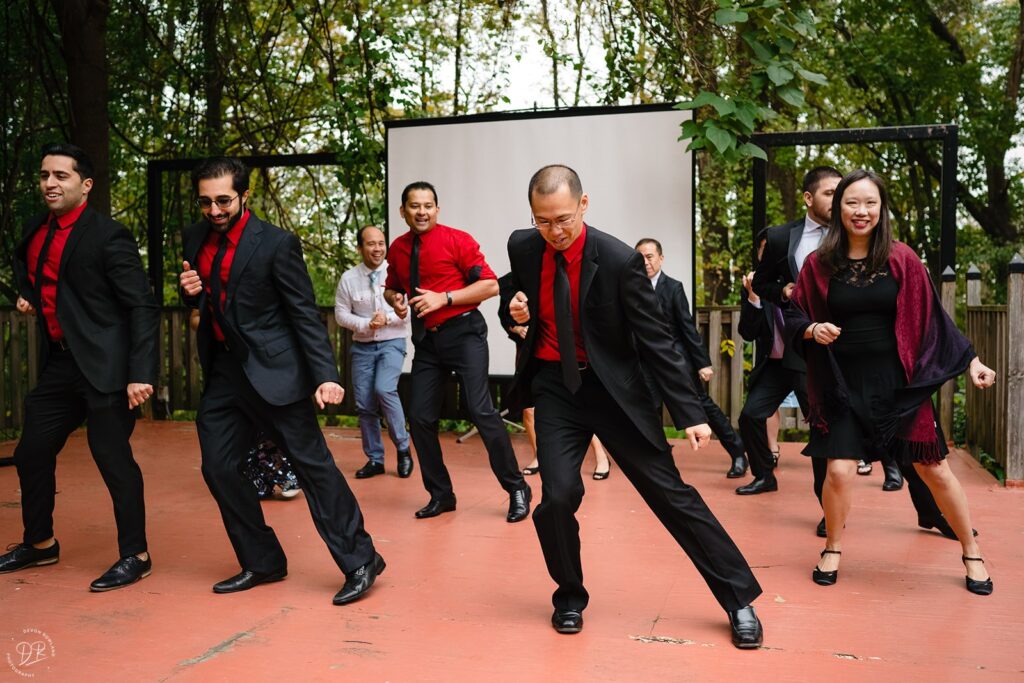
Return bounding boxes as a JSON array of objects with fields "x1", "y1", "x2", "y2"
[{"x1": 786, "y1": 242, "x2": 975, "y2": 463}]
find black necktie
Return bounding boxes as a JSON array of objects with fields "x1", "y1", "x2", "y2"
[
  {"x1": 33, "y1": 217, "x2": 60, "y2": 337},
  {"x1": 553, "y1": 252, "x2": 581, "y2": 393},
  {"x1": 410, "y1": 234, "x2": 424, "y2": 343},
  {"x1": 208, "y1": 234, "x2": 230, "y2": 330}
]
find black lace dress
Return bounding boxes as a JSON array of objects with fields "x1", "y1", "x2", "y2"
[{"x1": 803, "y1": 259, "x2": 948, "y2": 463}]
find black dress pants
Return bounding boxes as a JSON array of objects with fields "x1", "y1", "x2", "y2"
[
  {"x1": 14, "y1": 348, "x2": 146, "y2": 557},
  {"x1": 531, "y1": 362, "x2": 762, "y2": 613},
  {"x1": 196, "y1": 347, "x2": 374, "y2": 574},
  {"x1": 407, "y1": 310, "x2": 524, "y2": 500},
  {"x1": 696, "y1": 377, "x2": 746, "y2": 461}
]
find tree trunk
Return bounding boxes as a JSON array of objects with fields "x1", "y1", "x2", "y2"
[
  {"x1": 55, "y1": 0, "x2": 110, "y2": 215},
  {"x1": 198, "y1": 0, "x2": 223, "y2": 154}
]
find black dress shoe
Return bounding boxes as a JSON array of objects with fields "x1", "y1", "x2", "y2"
[
  {"x1": 919, "y1": 517, "x2": 978, "y2": 540},
  {"x1": 334, "y1": 553, "x2": 386, "y2": 605},
  {"x1": 735, "y1": 476, "x2": 777, "y2": 495},
  {"x1": 727, "y1": 606, "x2": 763, "y2": 649},
  {"x1": 812, "y1": 549, "x2": 841, "y2": 586},
  {"x1": 816, "y1": 517, "x2": 827, "y2": 538},
  {"x1": 396, "y1": 449, "x2": 414, "y2": 478},
  {"x1": 881, "y1": 460, "x2": 904, "y2": 491},
  {"x1": 507, "y1": 485, "x2": 532, "y2": 523},
  {"x1": 355, "y1": 460, "x2": 385, "y2": 479},
  {"x1": 551, "y1": 609, "x2": 584, "y2": 634},
  {"x1": 90, "y1": 555, "x2": 152, "y2": 592},
  {"x1": 726, "y1": 454, "x2": 748, "y2": 479},
  {"x1": 212, "y1": 568, "x2": 287, "y2": 594},
  {"x1": 0, "y1": 541, "x2": 60, "y2": 573},
  {"x1": 414, "y1": 496, "x2": 457, "y2": 519},
  {"x1": 962, "y1": 556, "x2": 993, "y2": 596}
]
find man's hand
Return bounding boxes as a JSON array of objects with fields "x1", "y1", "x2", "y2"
[
  {"x1": 810, "y1": 322, "x2": 841, "y2": 345},
  {"x1": 15, "y1": 296, "x2": 35, "y2": 316},
  {"x1": 510, "y1": 325, "x2": 528, "y2": 340},
  {"x1": 180, "y1": 261, "x2": 203, "y2": 297},
  {"x1": 127, "y1": 383, "x2": 154, "y2": 409},
  {"x1": 698, "y1": 366, "x2": 713, "y2": 383},
  {"x1": 782, "y1": 282, "x2": 796, "y2": 301},
  {"x1": 409, "y1": 288, "x2": 448, "y2": 318},
  {"x1": 742, "y1": 272, "x2": 759, "y2": 304},
  {"x1": 314, "y1": 382, "x2": 345, "y2": 409},
  {"x1": 686, "y1": 423, "x2": 713, "y2": 451},
  {"x1": 510, "y1": 291, "x2": 530, "y2": 324},
  {"x1": 969, "y1": 357, "x2": 996, "y2": 389},
  {"x1": 391, "y1": 293, "x2": 409, "y2": 319},
  {"x1": 368, "y1": 310, "x2": 387, "y2": 329}
]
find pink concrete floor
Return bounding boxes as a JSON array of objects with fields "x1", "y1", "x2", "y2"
[{"x1": 0, "y1": 421, "x2": 1021, "y2": 681}]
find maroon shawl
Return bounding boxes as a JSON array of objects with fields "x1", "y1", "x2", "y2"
[{"x1": 787, "y1": 241, "x2": 975, "y2": 463}]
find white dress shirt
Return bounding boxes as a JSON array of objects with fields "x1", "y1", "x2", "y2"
[
  {"x1": 794, "y1": 215, "x2": 826, "y2": 274},
  {"x1": 649, "y1": 270, "x2": 662, "y2": 290},
  {"x1": 334, "y1": 260, "x2": 407, "y2": 343}
]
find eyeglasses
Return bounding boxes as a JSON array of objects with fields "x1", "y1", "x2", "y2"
[
  {"x1": 195, "y1": 194, "x2": 239, "y2": 210},
  {"x1": 531, "y1": 202, "x2": 581, "y2": 232}
]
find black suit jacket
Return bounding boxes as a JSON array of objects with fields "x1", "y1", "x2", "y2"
[
  {"x1": 182, "y1": 214, "x2": 340, "y2": 406},
  {"x1": 750, "y1": 217, "x2": 805, "y2": 372},
  {"x1": 13, "y1": 206, "x2": 159, "y2": 393},
  {"x1": 506, "y1": 226, "x2": 705, "y2": 447},
  {"x1": 738, "y1": 297, "x2": 775, "y2": 386},
  {"x1": 654, "y1": 272, "x2": 711, "y2": 371}
]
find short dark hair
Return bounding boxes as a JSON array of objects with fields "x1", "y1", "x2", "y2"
[
  {"x1": 528, "y1": 165, "x2": 583, "y2": 202},
  {"x1": 40, "y1": 143, "x2": 94, "y2": 181},
  {"x1": 754, "y1": 227, "x2": 771, "y2": 266},
  {"x1": 817, "y1": 169, "x2": 893, "y2": 273},
  {"x1": 356, "y1": 225, "x2": 382, "y2": 248},
  {"x1": 401, "y1": 181, "x2": 438, "y2": 205},
  {"x1": 191, "y1": 156, "x2": 251, "y2": 195},
  {"x1": 802, "y1": 166, "x2": 842, "y2": 195},
  {"x1": 635, "y1": 238, "x2": 663, "y2": 255}
]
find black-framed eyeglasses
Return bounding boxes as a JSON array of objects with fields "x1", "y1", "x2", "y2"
[
  {"x1": 531, "y1": 201, "x2": 581, "y2": 232},
  {"x1": 195, "y1": 194, "x2": 239, "y2": 210}
]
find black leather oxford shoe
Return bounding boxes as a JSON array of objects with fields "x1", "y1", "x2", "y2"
[
  {"x1": 396, "y1": 449, "x2": 414, "y2": 479},
  {"x1": 333, "y1": 553, "x2": 386, "y2": 605},
  {"x1": 919, "y1": 516, "x2": 978, "y2": 540},
  {"x1": 414, "y1": 496, "x2": 457, "y2": 519},
  {"x1": 726, "y1": 455, "x2": 748, "y2": 479},
  {"x1": 212, "y1": 568, "x2": 287, "y2": 594},
  {"x1": 551, "y1": 609, "x2": 584, "y2": 634},
  {"x1": 728, "y1": 605, "x2": 763, "y2": 649},
  {"x1": 90, "y1": 554, "x2": 152, "y2": 592},
  {"x1": 506, "y1": 485, "x2": 532, "y2": 523},
  {"x1": 735, "y1": 476, "x2": 778, "y2": 495},
  {"x1": 355, "y1": 460, "x2": 385, "y2": 479},
  {"x1": 0, "y1": 541, "x2": 60, "y2": 573}
]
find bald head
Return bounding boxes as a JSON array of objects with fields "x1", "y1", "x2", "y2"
[{"x1": 528, "y1": 164, "x2": 583, "y2": 203}]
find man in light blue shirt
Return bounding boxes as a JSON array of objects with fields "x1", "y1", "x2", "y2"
[{"x1": 335, "y1": 226, "x2": 413, "y2": 479}]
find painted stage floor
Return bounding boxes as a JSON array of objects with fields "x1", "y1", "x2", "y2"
[{"x1": 1, "y1": 421, "x2": 1021, "y2": 682}]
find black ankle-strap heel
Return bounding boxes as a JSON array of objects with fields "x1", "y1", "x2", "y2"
[{"x1": 812, "y1": 549, "x2": 841, "y2": 586}]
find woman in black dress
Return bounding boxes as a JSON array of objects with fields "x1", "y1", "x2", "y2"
[{"x1": 787, "y1": 170, "x2": 997, "y2": 595}]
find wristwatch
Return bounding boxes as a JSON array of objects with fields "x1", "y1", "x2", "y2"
[{"x1": 446, "y1": 291, "x2": 453, "y2": 306}]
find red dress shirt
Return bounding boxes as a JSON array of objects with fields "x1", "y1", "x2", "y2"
[
  {"x1": 196, "y1": 210, "x2": 250, "y2": 341},
  {"x1": 385, "y1": 223, "x2": 497, "y2": 329},
  {"x1": 534, "y1": 225, "x2": 588, "y2": 363},
  {"x1": 26, "y1": 201, "x2": 89, "y2": 341}
]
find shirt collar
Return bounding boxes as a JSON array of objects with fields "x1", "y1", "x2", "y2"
[
  {"x1": 803, "y1": 215, "x2": 825, "y2": 233},
  {"x1": 545, "y1": 223, "x2": 588, "y2": 264},
  {"x1": 52, "y1": 201, "x2": 87, "y2": 229},
  {"x1": 358, "y1": 260, "x2": 388, "y2": 275},
  {"x1": 649, "y1": 270, "x2": 662, "y2": 289},
  {"x1": 222, "y1": 209, "x2": 250, "y2": 246}
]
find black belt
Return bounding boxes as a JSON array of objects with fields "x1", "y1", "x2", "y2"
[
  {"x1": 50, "y1": 337, "x2": 70, "y2": 352},
  {"x1": 539, "y1": 358, "x2": 591, "y2": 372},
  {"x1": 426, "y1": 310, "x2": 473, "y2": 333}
]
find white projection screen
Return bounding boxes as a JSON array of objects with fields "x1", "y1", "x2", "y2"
[{"x1": 385, "y1": 104, "x2": 695, "y2": 376}]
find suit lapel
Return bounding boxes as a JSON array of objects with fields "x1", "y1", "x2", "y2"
[
  {"x1": 57, "y1": 206, "x2": 96, "y2": 281},
  {"x1": 786, "y1": 219, "x2": 802, "y2": 281},
  {"x1": 225, "y1": 214, "x2": 263, "y2": 307},
  {"x1": 578, "y1": 226, "x2": 599, "y2": 326}
]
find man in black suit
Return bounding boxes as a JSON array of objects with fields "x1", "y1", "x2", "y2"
[
  {"x1": 0, "y1": 143, "x2": 159, "y2": 591},
  {"x1": 739, "y1": 167, "x2": 841, "y2": 497},
  {"x1": 506, "y1": 165, "x2": 763, "y2": 649},
  {"x1": 179, "y1": 157, "x2": 383, "y2": 604},
  {"x1": 635, "y1": 238, "x2": 748, "y2": 478}
]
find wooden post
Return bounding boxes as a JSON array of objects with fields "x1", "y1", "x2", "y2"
[
  {"x1": 1005, "y1": 254, "x2": 1024, "y2": 486},
  {"x1": 939, "y1": 267, "x2": 956, "y2": 443},
  {"x1": 966, "y1": 264, "x2": 982, "y2": 307},
  {"x1": 730, "y1": 309, "x2": 744, "y2": 429}
]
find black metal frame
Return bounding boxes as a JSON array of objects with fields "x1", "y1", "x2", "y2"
[
  {"x1": 749, "y1": 124, "x2": 959, "y2": 272},
  {"x1": 145, "y1": 152, "x2": 339, "y2": 306}
]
